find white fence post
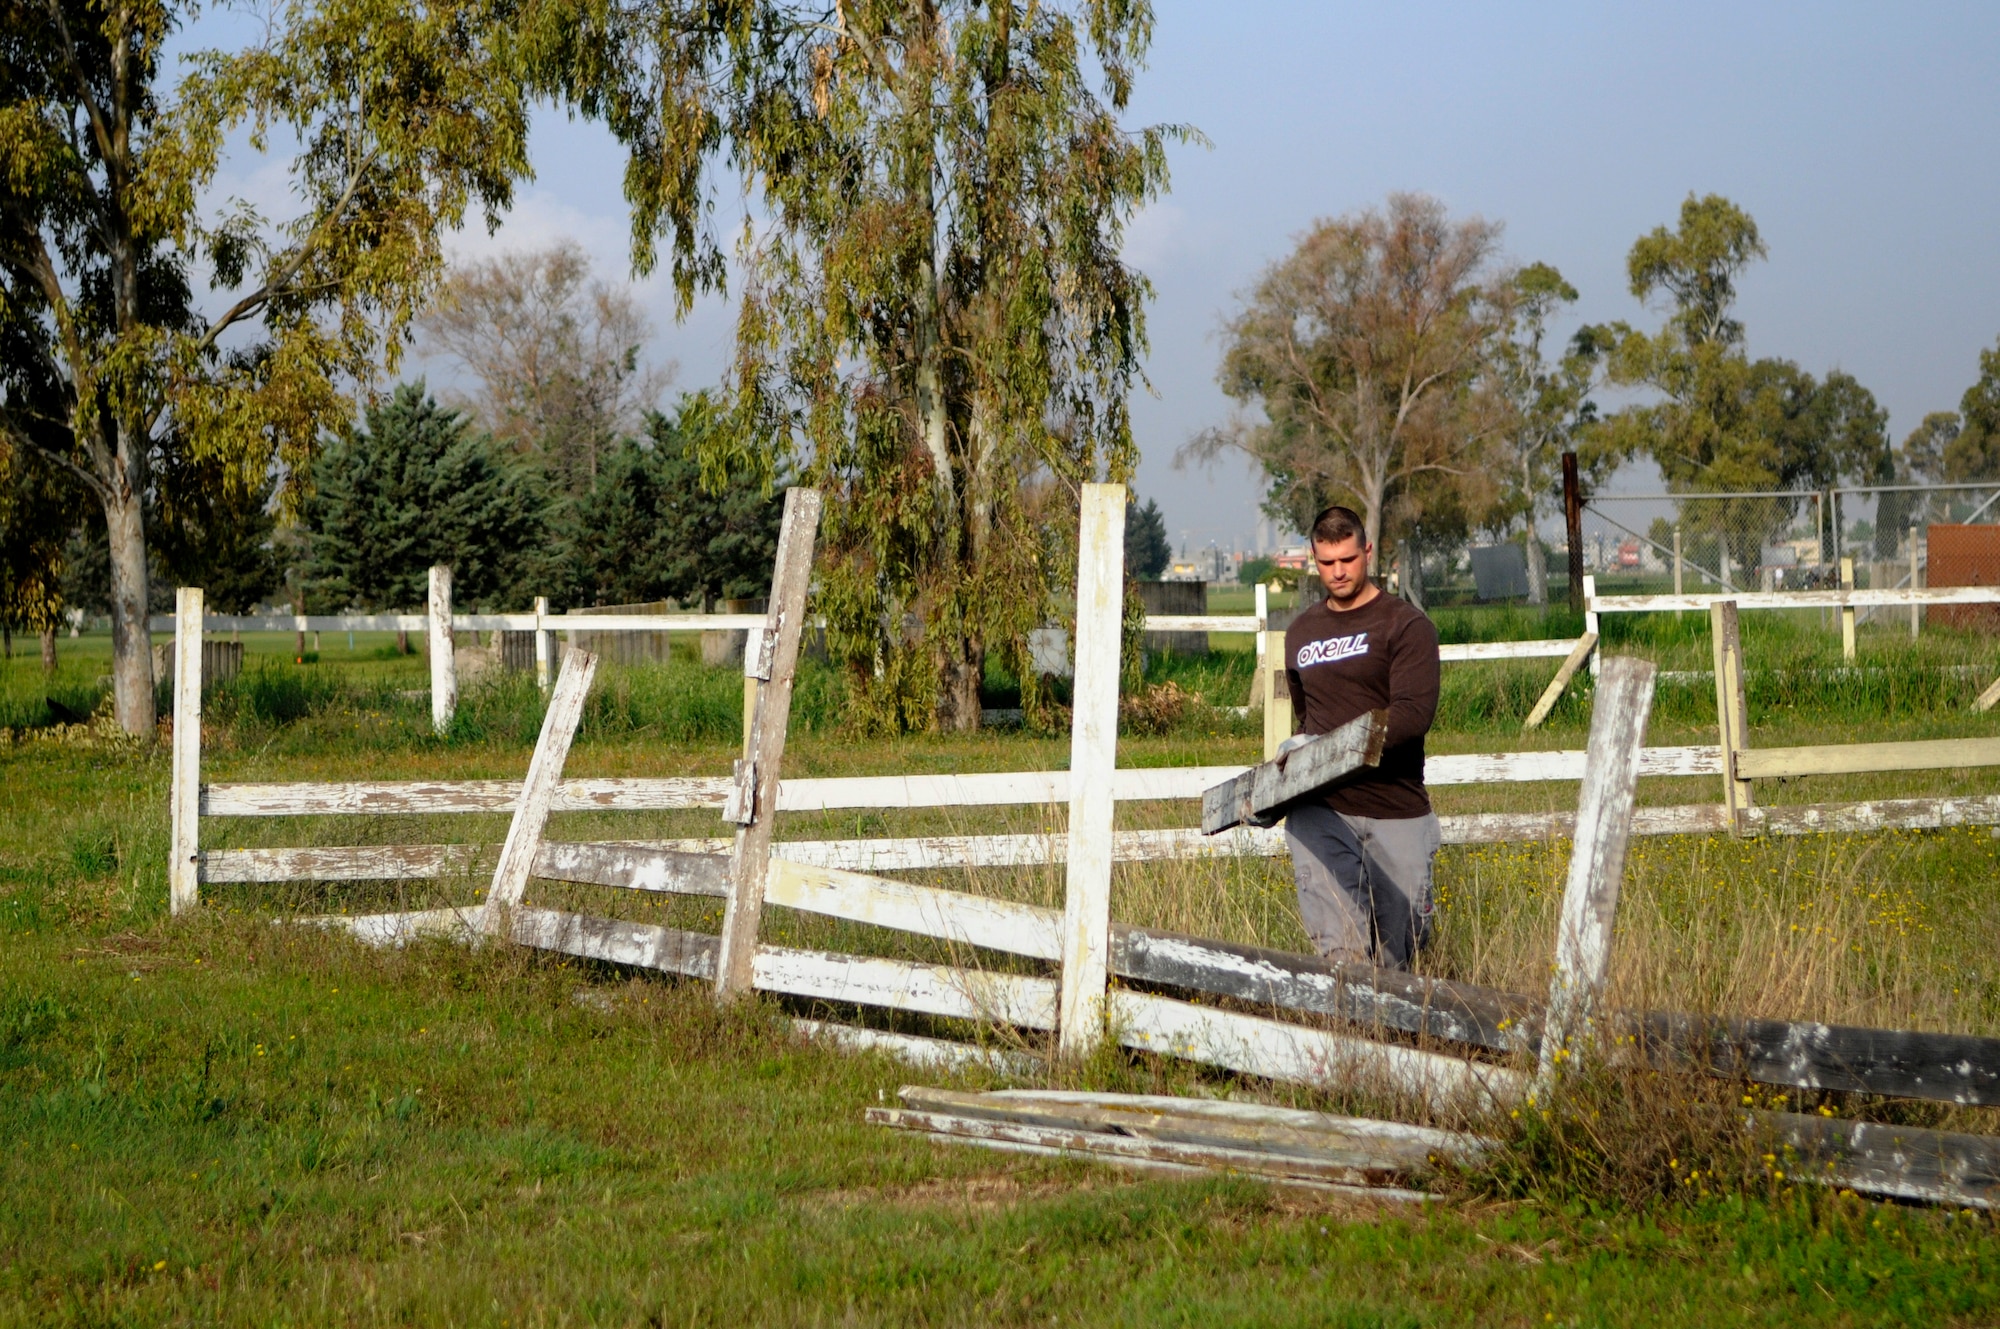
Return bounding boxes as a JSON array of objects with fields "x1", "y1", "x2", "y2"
[
  {"x1": 534, "y1": 595, "x2": 553, "y2": 694},
  {"x1": 428, "y1": 565, "x2": 456, "y2": 735},
  {"x1": 168, "y1": 587, "x2": 204, "y2": 915},
  {"x1": 1582, "y1": 573, "x2": 1600, "y2": 676},
  {"x1": 1535, "y1": 656, "x2": 1657, "y2": 1092},
  {"x1": 1911, "y1": 535, "x2": 1922, "y2": 640},
  {"x1": 1840, "y1": 557, "x2": 1856, "y2": 660},
  {"x1": 715, "y1": 488, "x2": 824, "y2": 1000},
  {"x1": 1058, "y1": 483, "x2": 1127, "y2": 1056},
  {"x1": 480, "y1": 647, "x2": 599, "y2": 935}
]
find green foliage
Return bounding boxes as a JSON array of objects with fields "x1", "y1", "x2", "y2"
[
  {"x1": 302, "y1": 384, "x2": 551, "y2": 611},
  {"x1": 561, "y1": 397, "x2": 783, "y2": 609},
  {"x1": 687, "y1": 1, "x2": 1185, "y2": 733},
  {"x1": 1125, "y1": 496, "x2": 1172, "y2": 580},
  {"x1": 150, "y1": 448, "x2": 281, "y2": 613},
  {"x1": 1237, "y1": 556, "x2": 1277, "y2": 588},
  {"x1": 1593, "y1": 195, "x2": 1891, "y2": 567},
  {"x1": 1198, "y1": 193, "x2": 1507, "y2": 558},
  {"x1": 0, "y1": 0, "x2": 537, "y2": 730},
  {"x1": 1941, "y1": 339, "x2": 2000, "y2": 482}
]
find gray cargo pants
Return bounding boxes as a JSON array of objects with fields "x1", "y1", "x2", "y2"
[{"x1": 1285, "y1": 803, "x2": 1441, "y2": 969}]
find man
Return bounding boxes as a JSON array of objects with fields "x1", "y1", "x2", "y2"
[{"x1": 1281, "y1": 505, "x2": 1441, "y2": 970}]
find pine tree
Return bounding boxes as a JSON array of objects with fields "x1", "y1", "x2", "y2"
[
  {"x1": 1125, "y1": 497, "x2": 1171, "y2": 579},
  {"x1": 302, "y1": 384, "x2": 549, "y2": 610},
  {"x1": 563, "y1": 396, "x2": 784, "y2": 610}
]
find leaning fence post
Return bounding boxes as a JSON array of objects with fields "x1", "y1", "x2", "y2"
[
  {"x1": 168, "y1": 587, "x2": 204, "y2": 915},
  {"x1": 1522, "y1": 631, "x2": 1599, "y2": 732},
  {"x1": 533, "y1": 595, "x2": 553, "y2": 694},
  {"x1": 479, "y1": 646, "x2": 598, "y2": 936},
  {"x1": 1534, "y1": 656, "x2": 1657, "y2": 1093},
  {"x1": 428, "y1": 565, "x2": 456, "y2": 735},
  {"x1": 714, "y1": 488, "x2": 824, "y2": 1000},
  {"x1": 1058, "y1": 483, "x2": 1127, "y2": 1056},
  {"x1": 1709, "y1": 599, "x2": 1755, "y2": 834}
]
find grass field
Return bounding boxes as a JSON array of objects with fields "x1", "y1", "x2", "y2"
[{"x1": 8, "y1": 614, "x2": 2000, "y2": 1324}]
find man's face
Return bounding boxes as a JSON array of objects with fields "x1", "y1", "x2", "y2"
[{"x1": 1313, "y1": 534, "x2": 1371, "y2": 603}]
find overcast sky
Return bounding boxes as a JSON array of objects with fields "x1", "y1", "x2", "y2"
[{"x1": 201, "y1": 1, "x2": 2000, "y2": 554}]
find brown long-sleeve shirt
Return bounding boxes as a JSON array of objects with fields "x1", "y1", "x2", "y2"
[{"x1": 1283, "y1": 591, "x2": 1440, "y2": 818}]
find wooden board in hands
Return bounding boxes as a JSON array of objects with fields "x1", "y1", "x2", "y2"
[{"x1": 1201, "y1": 709, "x2": 1387, "y2": 834}]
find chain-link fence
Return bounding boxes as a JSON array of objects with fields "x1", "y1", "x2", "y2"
[{"x1": 1402, "y1": 483, "x2": 2000, "y2": 611}]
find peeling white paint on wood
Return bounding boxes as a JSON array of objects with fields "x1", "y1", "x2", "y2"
[
  {"x1": 480, "y1": 649, "x2": 598, "y2": 936},
  {"x1": 169, "y1": 587, "x2": 203, "y2": 915},
  {"x1": 753, "y1": 946, "x2": 1060, "y2": 1030},
  {"x1": 1537, "y1": 657, "x2": 1656, "y2": 1088},
  {"x1": 791, "y1": 1021, "x2": 1041, "y2": 1074},
  {"x1": 764, "y1": 859, "x2": 1062, "y2": 960},
  {"x1": 1108, "y1": 990, "x2": 1524, "y2": 1115},
  {"x1": 1058, "y1": 484, "x2": 1127, "y2": 1055}
]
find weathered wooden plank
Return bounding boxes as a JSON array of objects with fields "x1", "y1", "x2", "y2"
[
  {"x1": 1108, "y1": 989, "x2": 1524, "y2": 1115},
  {"x1": 764, "y1": 859, "x2": 1061, "y2": 959},
  {"x1": 1592, "y1": 584, "x2": 2000, "y2": 613},
  {"x1": 1748, "y1": 794, "x2": 2000, "y2": 836},
  {"x1": 301, "y1": 907, "x2": 482, "y2": 946},
  {"x1": 510, "y1": 908, "x2": 718, "y2": 977},
  {"x1": 1143, "y1": 615, "x2": 1260, "y2": 634},
  {"x1": 1538, "y1": 657, "x2": 1656, "y2": 1087},
  {"x1": 480, "y1": 649, "x2": 598, "y2": 936},
  {"x1": 200, "y1": 843, "x2": 490, "y2": 883},
  {"x1": 867, "y1": 1106, "x2": 1422, "y2": 1190},
  {"x1": 753, "y1": 946, "x2": 1060, "y2": 1029},
  {"x1": 1736, "y1": 736, "x2": 2000, "y2": 780},
  {"x1": 1760, "y1": 1111, "x2": 2000, "y2": 1210},
  {"x1": 791, "y1": 1020, "x2": 1042, "y2": 1074},
  {"x1": 1113, "y1": 919, "x2": 2000, "y2": 1109},
  {"x1": 536, "y1": 841, "x2": 729, "y2": 895},
  {"x1": 1058, "y1": 483, "x2": 1128, "y2": 1055},
  {"x1": 1109, "y1": 927, "x2": 1538, "y2": 1054},
  {"x1": 1521, "y1": 632, "x2": 1598, "y2": 731},
  {"x1": 981, "y1": 1090, "x2": 1488, "y2": 1164},
  {"x1": 169, "y1": 587, "x2": 204, "y2": 915},
  {"x1": 200, "y1": 777, "x2": 734, "y2": 817},
  {"x1": 899, "y1": 1087, "x2": 1480, "y2": 1169},
  {"x1": 428, "y1": 565, "x2": 456, "y2": 736},
  {"x1": 716, "y1": 487, "x2": 823, "y2": 999},
  {"x1": 1426, "y1": 745, "x2": 1720, "y2": 786},
  {"x1": 1202, "y1": 709, "x2": 1387, "y2": 834},
  {"x1": 1438, "y1": 638, "x2": 1581, "y2": 662}
]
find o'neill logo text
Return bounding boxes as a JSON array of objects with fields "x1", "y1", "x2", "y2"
[{"x1": 1297, "y1": 632, "x2": 1371, "y2": 668}]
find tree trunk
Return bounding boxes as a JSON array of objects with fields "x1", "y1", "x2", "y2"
[
  {"x1": 1401, "y1": 543, "x2": 1426, "y2": 611},
  {"x1": 40, "y1": 628, "x2": 56, "y2": 675},
  {"x1": 104, "y1": 485, "x2": 156, "y2": 734},
  {"x1": 1525, "y1": 526, "x2": 1548, "y2": 606}
]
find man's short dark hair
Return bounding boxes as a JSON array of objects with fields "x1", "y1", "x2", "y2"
[{"x1": 1310, "y1": 505, "x2": 1366, "y2": 548}]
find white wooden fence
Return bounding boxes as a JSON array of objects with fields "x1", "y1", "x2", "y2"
[{"x1": 162, "y1": 489, "x2": 2000, "y2": 1205}]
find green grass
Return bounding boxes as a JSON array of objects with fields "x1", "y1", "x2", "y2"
[{"x1": 12, "y1": 629, "x2": 2000, "y2": 1321}]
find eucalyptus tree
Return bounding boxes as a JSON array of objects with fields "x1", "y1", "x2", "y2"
[
  {"x1": 0, "y1": 0, "x2": 535, "y2": 732},
  {"x1": 1191, "y1": 193, "x2": 1508, "y2": 568},
  {"x1": 1485, "y1": 263, "x2": 1607, "y2": 604},
  {"x1": 683, "y1": 1, "x2": 1187, "y2": 732},
  {"x1": 1595, "y1": 194, "x2": 1890, "y2": 567}
]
